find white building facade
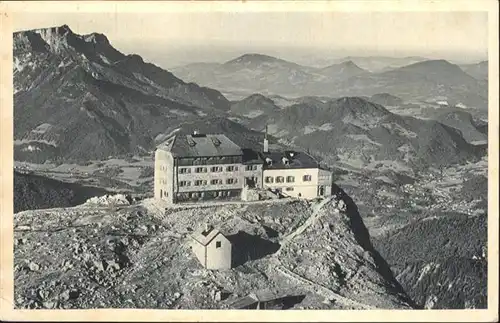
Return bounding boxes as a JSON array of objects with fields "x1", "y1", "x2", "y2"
[{"x1": 154, "y1": 132, "x2": 333, "y2": 204}]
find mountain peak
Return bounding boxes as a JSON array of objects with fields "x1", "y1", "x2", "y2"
[
  {"x1": 29, "y1": 25, "x2": 75, "y2": 53},
  {"x1": 33, "y1": 24, "x2": 73, "y2": 35},
  {"x1": 334, "y1": 96, "x2": 390, "y2": 116},
  {"x1": 405, "y1": 59, "x2": 456, "y2": 69},
  {"x1": 395, "y1": 59, "x2": 470, "y2": 77},
  {"x1": 82, "y1": 32, "x2": 110, "y2": 45},
  {"x1": 224, "y1": 53, "x2": 282, "y2": 65},
  {"x1": 340, "y1": 60, "x2": 357, "y2": 67}
]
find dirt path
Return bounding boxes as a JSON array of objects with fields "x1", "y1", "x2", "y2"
[{"x1": 277, "y1": 196, "x2": 334, "y2": 253}]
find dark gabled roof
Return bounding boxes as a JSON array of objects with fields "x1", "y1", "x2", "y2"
[
  {"x1": 191, "y1": 226, "x2": 226, "y2": 247},
  {"x1": 260, "y1": 150, "x2": 319, "y2": 170},
  {"x1": 158, "y1": 133, "x2": 242, "y2": 158},
  {"x1": 241, "y1": 148, "x2": 263, "y2": 165}
]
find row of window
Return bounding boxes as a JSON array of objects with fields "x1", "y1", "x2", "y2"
[
  {"x1": 177, "y1": 156, "x2": 241, "y2": 166},
  {"x1": 179, "y1": 165, "x2": 239, "y2": 174},
  {"x1": 166, "y1": 165, "x2": 260, "y2": 173},
  {"x1": 162, "y1": 164, "x2": 259, "y2": 174},
  {"x1": 264, "y1": 175, "x2": 312, "y2": 184},
  {"x1": 176, "y1": 190, "x2": 236, "y2": 199},
  {"x1": 179, "y1": 178, "x2": 239, "y2": 187}
]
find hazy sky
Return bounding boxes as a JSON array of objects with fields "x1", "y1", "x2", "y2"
[{"x1": 12, "y1": 9, "x2": 489, "y2": 67}]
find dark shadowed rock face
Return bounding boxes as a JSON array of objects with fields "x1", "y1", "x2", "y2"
[
  {"x1": 14, "y1": 171, "x2": 109, "y2": 213},
  {"x1": 330, "y1": 184, "x2": 418, "y2": 308},
  {"x1": 13, "y1": 25, "x2": 231, "y2": 163},
  {"x1": 372, "y1": 212, "x2": 487, "y2": 309}
]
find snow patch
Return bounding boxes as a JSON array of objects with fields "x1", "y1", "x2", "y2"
[
  {"x1": 303, "y1": 125, "x2": 318, "y2": 135},
  {"x1": 170, "y1": 109, "x2": 190, "y2": 117},
  {"x1": 346, "y1": 134, "x2": 382, "y2": 146},
  {"x1": 13, "y1": 56, "x2": 24, "y2": 73},
  {"x1": 382, "y1": 123, "x2": 417, "y2": 138},
  {"x1": 374, "y1": 176, "x2": 394, "y2": 184},
  {"x1": 21, "y1": 145, "x2": 41, "y2": 152},
  {"x1": 31, "y1": 123, "x2": 53, "y2": 134},
  {"x1": 319, "y1": 123, "x2": 334, "y2": 131},
  {"x1": 99, "y1": 54, "x2": 111, "y2": 64},
  {"x1": 243, "y1": 110, "x2": 264, "y2": 118},
  {"x1": 82, "y1": 194, "x2": 131, "y2": 207},
  {"x1": 15, "y1": 139, "x2": 58, "y2": 147}
]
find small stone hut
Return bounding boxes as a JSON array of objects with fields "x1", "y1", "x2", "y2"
[{"x1": 190, "y1": 225, "x2": 232, "y2": 270}]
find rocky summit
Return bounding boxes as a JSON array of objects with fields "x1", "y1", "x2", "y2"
[
  {"x1": 13, "y1": 25, "x2": 230, "y2": 163},
  {"x1": 14, "y1": 190, "x2": 414, "y2": 309}
]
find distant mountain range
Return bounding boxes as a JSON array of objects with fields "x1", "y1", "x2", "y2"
[
  {"x1": 172, "y1": 54, "x2": 488, "y2": 109},
  {"x1": 326, "y1": 56, "x2": 430, "y2": 72},
  {"x1": 13, "y1": 25, "x2": 230, "y2": 162},
  {"x1": 13, "y1": 26, "x2": 487, "y2": 170},
  {"x1": 460, "y1": 61, "x2": 488, "y2": 81},
  {"x1": 240, "y1": 96, "x2": 485, "y2": 168}
]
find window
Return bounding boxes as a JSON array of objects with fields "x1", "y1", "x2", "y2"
[
  {"x1": 286, "y1": 176, "x2": 295, "y2": 183},
  {"x1": 226, "y1": 178, "x2": 237, "y2": 184},
  {"x1": 285, "y1": 187, "x2": 294, "y2": 192},
  {"x1": 210, "y1": 179, "x2": 219, "y2": 185},
  {"x1": 179, "y1": 180, "x2": 190, "y2": 187},
  {"x1": 211, "y1": 166, "x2": 223, "y2": 172},
  {"x1": 265, "y1": 176, "x2": 274, "y2": 183},
  {"x1": 226, "y1": 165, "x2": 235, "y2": 172},
  {"x1": 303, "y1": 175, "x2": 312, "y2": 182},
  {"x1": 245, "y1": 164, "x2": 258, "y2": 171},
  {"x1": 195, "y1": 167, "x2": 206, "y2": 173},
  {"x1": 216, "y1": 241, "x2": 221, "y2": 248},
  {"x1": 194, "y1": 180, "x2": 204, "y2": 186},
  {"x1": 179, "y1": 167, "x2": 191, "y2": 174},
  {"x1": 276, "y1": 176, "x2": 284, "y2": 183}
]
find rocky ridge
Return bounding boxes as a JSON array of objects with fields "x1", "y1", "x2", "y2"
[{"x1": 14, "y1": 190, "x2": 414, "y2": 309}]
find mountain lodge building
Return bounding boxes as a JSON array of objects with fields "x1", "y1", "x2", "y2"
[{"x1": 154, "y1": 131, "x2": 333, "y2": 204}]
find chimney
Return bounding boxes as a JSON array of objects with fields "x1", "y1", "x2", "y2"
[{"x1": 263, "y1": 125, "x2": 269, "y2": 153}]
